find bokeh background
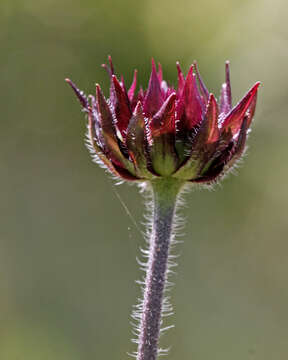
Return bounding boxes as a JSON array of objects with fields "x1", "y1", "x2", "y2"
[{"x1": 1, "y1": 0, "x2": 288, "y2": 359}]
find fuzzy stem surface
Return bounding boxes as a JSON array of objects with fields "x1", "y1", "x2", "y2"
[{"x1": 136, "y1": 178, "x2": 183, "y2": 360}]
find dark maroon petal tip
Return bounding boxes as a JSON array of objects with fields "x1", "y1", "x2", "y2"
[
  {"x1": 96, "y1": 83, "x2": 115, "y2": 132},
  {"x1": 176, "y1": 61, "x2": 185, "y2": 95},
  {"x1": 137, "y1": 86, "x2": 145, "y2": 103},
  {"x1": 96, "y1": 83, "x2": 136, "y2": 171},
  {"x1": 134, "y1": 100, "x2": 144, "y2": 116},
  {"x1": 151, "y1": 92, "x2": 177, "y2": 136},
  {"x1": 220, "y1": 61, "x2": 233, "y2": 115},
  {"x1": 205, "y1": 93, "x2": 220, "y2": 143},
  {"x1": 225, "y1": 61, "x2": 232, "y2": 105},
  {"x1": 177, "y1": 65, "x2": 205, "y2": 130},
  {"x1": 193, "y1": 61, "x2": 209, "y2": 104},
  {"x1": 95, "y1": 83, "x2": 102, "y2": 95},
  {"x1": 111, "y1": 75, "x2": 132, "y2": 134},
  {"x1": 101, "y1": 55, "x2": 115, "y2": 77},
  {"x1": 128, "y1": 69, "x2": 138, "y2": 102},
  {"x1": 112, "y1": 74, "x2": 123, "y2": 89},
  {"x1": 222, "y1": 82, "x2": 260, "y2": 135},
  {"x1": 126, "y1": 103, "x2": 150, "y2": 176},
  {"x1": 108, "y1": 55, "x2": 114, "y2": 73},
  {"x1": 65, "y1": 78, "x2": 89, "y2": 109},
  {"x1": 143, "y1": 59, "x2": 164, "y2": 117}
]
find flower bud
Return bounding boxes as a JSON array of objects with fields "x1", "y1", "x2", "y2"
[{"x1": 66, "y1": 57, "x2": 260, "y2": 184}]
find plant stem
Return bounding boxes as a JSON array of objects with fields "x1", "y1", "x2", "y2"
[{"x1": 136, "y1": 178, "x2": 184, "y2": 360}]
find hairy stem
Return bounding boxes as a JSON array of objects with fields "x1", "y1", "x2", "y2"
[{"x1": 136, "y1": 178, "x2": 184, "y2": 360}]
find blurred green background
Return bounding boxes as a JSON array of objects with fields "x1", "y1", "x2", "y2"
[{"x1": 1, "y1": 0, "x2": 288, "y2": 359}]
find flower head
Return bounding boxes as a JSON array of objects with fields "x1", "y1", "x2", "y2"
[{"x1": 66, "y1": 57, "x2": 260, "y2": 183}]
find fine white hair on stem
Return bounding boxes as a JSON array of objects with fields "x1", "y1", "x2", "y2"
[{"x1": 129, "y1": 181, "x2": 188, "y2": 358}]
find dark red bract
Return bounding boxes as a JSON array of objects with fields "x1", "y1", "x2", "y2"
[{"x1": 66, "y1": 57, "x2": 260, "y2": 183}]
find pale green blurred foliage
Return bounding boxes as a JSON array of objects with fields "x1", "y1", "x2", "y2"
[{"x1": 0, "y1": 0, "x2": 288, "y2": 359}]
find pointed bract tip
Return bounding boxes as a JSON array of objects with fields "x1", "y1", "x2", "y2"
[
  {"x1": 128, "y1": 69, "x2": 138, "y2": 102},
  {"x1": 167, "y1": 92, "x2": 177, "y2": 101},
  {"x1": 111, "y1": 74, "x2": 118, "y2": 84},
  {"x1": 225, "y1": 61, "x2": 231, "y2": 76},
  {"x1": 108, "y1": 55, "x2": 114, "y2": 73},
  {"x1": 193, "y1": 62, "x2": 209, "y2": 103},
  {"x1": 143, "y1": 58, "x2": 164, "y2": 116},
  {"x1": 193, "y1": 61, "x2": 200, "y2": 73},
  {"x1": 112, "y1": 74, "x2": 125, "y2": 93},
  {"x1": 177, "y1": 61, "x2": 185, "y2": 74},
  {"x1": 156, "y1": 92, "x2": 176, "y2": 112},
  {"x1": 161, "y1": 92, "x2": 177, "y2": 111},
  {"x1": 222, "y1": 81, "x2": 261, "y2": 132},
  {"x1": 101, "y1": 56, "x2": 114, "y2": 76},
  {"x1": 187, "y1": 64, "x2": 195, "y2": 78},
  {"x1": 249, "y1": 82, "x2": 261, "y2": 96},
  {"x1": 95, "y1": 83, "x2": 102, "y2": 94},
  {"x1": 130, "y1": 69, "x2": 138, "y2": 86},
  {"x1": 65, "y1": 78, "x2": 88, "y2": 109},
  {"x1": 65, "y1": 78, "x2": 78, "y2": 89},
  {"x1": 207, "y1": 93, "x2": 219, "y2": 113},
  {"x1": 151, "y1": 91, "x2": 177, "y2": 136},
  {"x1": 101, "y1": 63, "x2": 110, "y2": 78},
  {"x1": 134, "y1": 101, "x2": 143, "y2": 115},
  {"x1": 208, "y1": 92, "x2": 217, "y2": 103},
  {"x1": 151, "y1": 58, "x2": 157, "y2": 72},
  {"x1": 253, "y1": 81, "x2": 261, "y2": 89},
  {"x1": 150, "y1": 58, "x2": 159, "y2": 79},
  {"x1": 193, "y1": 60, "x2": 199, "y2": 71}
]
